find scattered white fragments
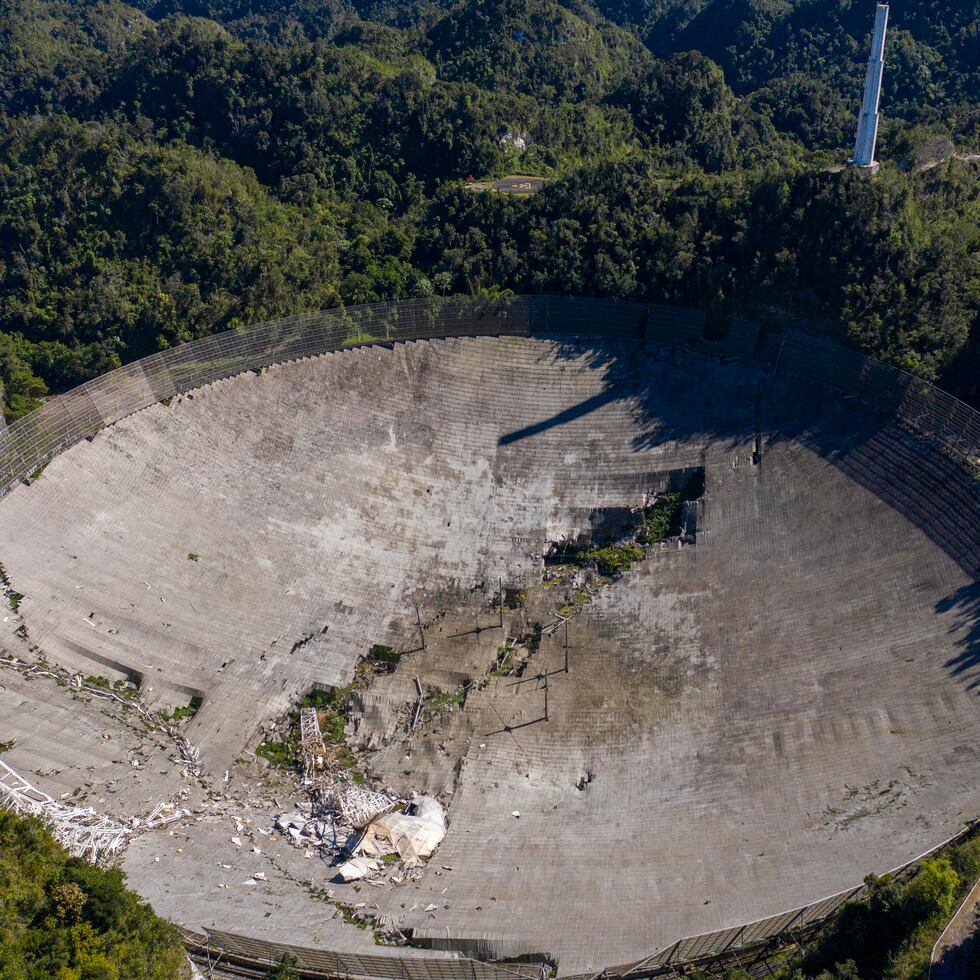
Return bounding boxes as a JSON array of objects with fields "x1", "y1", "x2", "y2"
[
  {"x1": 336, "y1": 856, "x2": 380, "y2": 882},
  {"x1": 274, "y1": 811, "x2": 332, "y2": 848},
  {"x1": 275, "y1": 813, "x2": 305, "y2": 832}
]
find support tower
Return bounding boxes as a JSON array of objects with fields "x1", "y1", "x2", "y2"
[{"x1": 850, "y1": 3, "x2": 889, "y2": 170}]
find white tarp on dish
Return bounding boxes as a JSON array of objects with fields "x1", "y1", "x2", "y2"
[{"x1": 359, "y1": 795, "x2": 446, "y2": 867}]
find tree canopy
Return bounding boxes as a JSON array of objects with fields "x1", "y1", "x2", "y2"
[{"x1": 0, "y1": 809, "x2": 185, "y2": 979}]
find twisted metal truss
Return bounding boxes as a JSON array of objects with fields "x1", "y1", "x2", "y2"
[
  {"x1": 326, "y1": 776, "x2": 397, "y2": 830},
  {"x1": 299, "y1": 706, "x2": 397, "y2": 827},
  {"x1": 299, "y1": 706, "x2": 325, "y2": 786},
  {"x1": 0, "y1": 758, "x2": 130, "y2": 864}
]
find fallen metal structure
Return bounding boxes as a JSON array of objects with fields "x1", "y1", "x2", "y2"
[
  {"x1": 0, "y1": 758, "x2": 130, "y2": 864},
  {"x1": 299, "y1": 706, "x2": 326, "y2": 786}
]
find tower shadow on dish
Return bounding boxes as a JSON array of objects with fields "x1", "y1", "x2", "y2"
[{"x1": 497, "y1": 332, "x2": 980, "y2": 693}]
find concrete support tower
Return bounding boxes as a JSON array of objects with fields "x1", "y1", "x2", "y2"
[{"x1": 850, "y1": 3, "x2": 889, "y2": 170}]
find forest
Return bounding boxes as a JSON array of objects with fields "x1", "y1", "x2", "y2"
[
  {"x1": 0, "y1": 809, "x2": 185, "y2": 978},
  {"x1": 0, "y1": 0, "x2": 977, "y2": 420}
]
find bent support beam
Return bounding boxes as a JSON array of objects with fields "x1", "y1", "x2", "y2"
[{"x1": 0, "y1": 758, "x2": 130, "y2": 864}]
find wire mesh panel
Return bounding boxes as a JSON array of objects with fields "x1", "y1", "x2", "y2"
[
  {"x1": 84, "y1": 361, "x2": 157, "y2": 426},
  {"x1": 203, "y1": 929, "x2": 542, "y2": 980},
  {"x1": 644, "y1": 304, "x2": 705, "y2": 347},
  {"x1": 4, "y1": 298, "x2": 977, "y2": 500},
  {"x1": 778, "y1": 331, "x2": 979, "y2": 465},
  {"x1": 725, "y1": 315, "x2": 762, "y2": 359}
]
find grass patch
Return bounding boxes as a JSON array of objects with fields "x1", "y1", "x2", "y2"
[
  {"x1": 0, "y1": 739, "x2": 15, "y2": 753},
  {"x1": 547, "y1": 472, "x2": 704, "y2": 577},
  {"x1": 504, "y1": 589, "x2": 527, "y2": 609},
  {"x1": 263, "y1": 645, "x2": 404, "y2": 777},
  {"x1": 257, "y1": 738, "x2": 299, "y2": 768},
  {"x1": 187, "y1": 552, "x2": 199, "y2": 562},
  {"x1": 0, "y1": 562, "x2": 23, "y2": 614},
  {"x1": 82, "y1": 675, "x2": 136, "y2": 698},
  {"x1": 342, "y1": 331, "x2": 381, "y2": 346},
  {"x1": 162, "y1": 696, "x2": 202, "y2": 723},
  {"x1": 482, "y1": 644, "x2": 516, "y2": 687},
  {"x1": 334, "y1": 901, "x2": 370, "y2": 929},
  {"x1": 367, "y1": 644, "x2": 401, "y2": 670},
  {"x1": 484, "y1": 627, "x2": 541, "y2": 685},
  {"x1": 578, "y1": 541, "x2": 645, "y2": 576},
  {"x1": 558, "y1": 588, "x2": 592, "y2": 617},
  {"x1": 300, "y1": 685, "x2": 355, "y2": 746},
  {"x1": 427, "y1": 687, "x2": 466, "y2": 711}
]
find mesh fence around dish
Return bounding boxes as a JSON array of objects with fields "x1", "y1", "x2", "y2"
[
  {"x1": 0, "y1": 295, "x2": 655, "y2": 496},
  {"x1": 202, "y1": 928, "x2": 542, "y2": 980},
  {"x1": 777, "y1": 331, "x2": 980, "y2": 464},
  {"x1": 5, "y1": 296, "x2": 975, "y2": 498}
]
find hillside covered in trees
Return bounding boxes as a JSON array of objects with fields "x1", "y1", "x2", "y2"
[
  {"x1": 0, "y1": 0, "x2": 977, "y2": 419},
  {"x1": 0, "y1": 809, "x2": 185, "y2": 978}
]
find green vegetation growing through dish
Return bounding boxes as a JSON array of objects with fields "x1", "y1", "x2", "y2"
[
  {"x1": 161, "y1": 696, "x2": 202, "y2": 723},
  {"x1": 257, "y1": 644, "x2": 402, "y2": 776},
  {"x1": 639, "y1": 491, "x2": 684, "y2": 544},
  {"x1": 552, "y1": 471, "x2": 702, "y2": 578}
]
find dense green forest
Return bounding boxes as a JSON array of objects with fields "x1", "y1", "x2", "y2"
[
  {"x1": 0, "y1": 809, "x2": 185, "y2": 978},
  {"x1": 0, "y1": 0, "x2": 977, "y2": 421}
]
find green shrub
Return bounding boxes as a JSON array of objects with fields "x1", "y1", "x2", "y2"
[
  {"x1": 367, "y1": 644, "x2": 401, "y2": 670},
  {"x1": 796, "y1": 845, "x2": 973, "y2": 980},
  {"x1": 580, "y1": 542, "x2": 644, "y2": 576},
  {"x1": 902, "y1": 856, "x2": 958, "y2": 922},
  {"x1": 256, "y1": 738, "x2": 298, "y2": 768},
  {"x1": 0, "y1": 810, "x2": 184, "y2": 979},
  {"x1": 640, "y1": 491, "x2": 684, "y2": 543}
]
